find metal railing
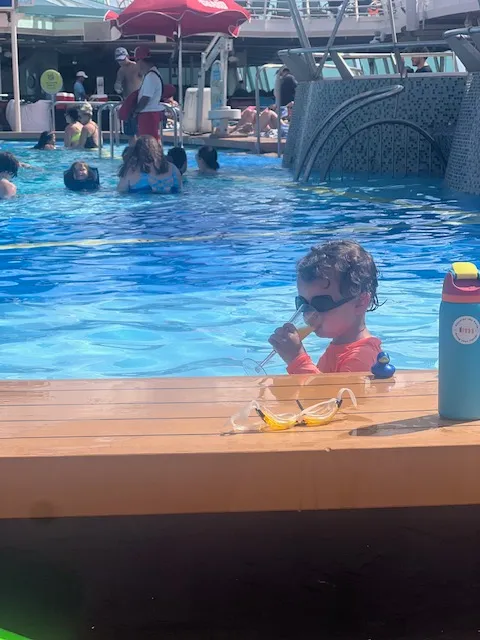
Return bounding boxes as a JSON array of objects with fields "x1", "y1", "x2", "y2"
[
  {"x1": 296, "y1": 84, "x2": 404, "y2": 181},
  {"x1": 235, "y1": 0, "x2": 387, "y2": 20},
  {"x1": 322, "y1": 118, "x2": 446, "y2": 180},
  {"x1": 330, "y1": 50, "x2": 461, "y2": 74},
  {"x1": 444, "y1": 27, "x2": 480, "y2": 73},
  {"x1": 97, "y1": 102, "x2": 123, "y2": 159},
  {"x1": 116, "y1": 0, "x2": 387, "y2": 18},
  {"x1": 279, "y1": 40, "x2": 464, "y2": 77},
  {"x1": 159, "y1": 103, "x2": 183, "y2": 147}
]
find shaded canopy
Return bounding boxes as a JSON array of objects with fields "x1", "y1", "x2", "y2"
[
  {"x1": 18, "y1": 0, "x2": 113, "y2": 19},
  {"x1": 117, "y1": 0, "x2": 250, "y2": 38}
]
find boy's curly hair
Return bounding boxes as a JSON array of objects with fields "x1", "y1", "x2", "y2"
[{"x1": 297, "y1": 240, "x2": 379, "y2": 311}]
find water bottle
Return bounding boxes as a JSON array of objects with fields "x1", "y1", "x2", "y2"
[{"x1": 439, "y1": 262, "x2": 480, "y2": 420}]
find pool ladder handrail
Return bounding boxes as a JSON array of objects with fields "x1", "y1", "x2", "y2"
[
  {"x1": 97, "y1": 102, "x2": 125, "y2": 159},
  {"x1": 444, "y1": 27, "x2": 480, "y2": 72},
  {"x1": 159, "y1": 102, "x2": 183, "y2": 148},
  {"x1": 321, "y1": 117, "x2": 447, "y2": 180},
  {"x1": 99, "y1": 102, "x2": 184, "y2": 154},
  {"x1": 296, "y1": 84, "x2": 404, "y2": 182}
]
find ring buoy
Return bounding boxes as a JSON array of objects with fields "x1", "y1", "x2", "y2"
[
  {"x1": 64, "y1": 167, "x2": 100, "y2": 192},
  {"x1": 118, "y1": 90, "x2": 138, "y2": 121}
]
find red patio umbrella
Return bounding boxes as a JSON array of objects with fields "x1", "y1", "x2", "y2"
[
  {"x1": 117, "y1": 0, "x2": 250, "y2": 104},
  {"x1": 118, "y1": 0, "x2": 250, "y2": 38}
]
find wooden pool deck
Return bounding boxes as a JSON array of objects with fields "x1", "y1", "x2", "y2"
[{"x1": 1, "y1": 370, "x2": 480, "y2": 520}]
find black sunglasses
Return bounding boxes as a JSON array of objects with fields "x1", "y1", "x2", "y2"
[{"x1": 295, "y1": 294, "x2": 354, "y2": 313}]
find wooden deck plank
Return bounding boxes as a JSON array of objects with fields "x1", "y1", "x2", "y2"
[
  {"x1": 0, "y1": 411, "x2": 477, "y2": 457},
  {"x1": 0, "y1": 370, "x2": 434, "y2": 392},
  {"x1": 0, "y1": 394, "x2": 436, "y2": 422},
  {"x1": 0, "y1": 409, "x2": 438, "y2": 439},
  {"x1": 0, "y1": 370, "x2": 479, "y2": 519},
  {"x1": 0, "y1": 378, "x2": 437, "y2": 405}
]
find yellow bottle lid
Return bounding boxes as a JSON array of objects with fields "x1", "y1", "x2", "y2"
[{"x1": 452, "y1": 262, "x2": 479, "y2": 280}]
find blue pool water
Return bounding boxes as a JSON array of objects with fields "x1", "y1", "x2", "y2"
[{"x1": 0, "y1": 141, "x2": 479, "y2": 379}]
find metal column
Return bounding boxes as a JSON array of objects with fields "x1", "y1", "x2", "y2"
[
  {"x1": 317, "y1": 0, "x2": 350, "y2": 76},
  {"x1": 10, "y1": 11, "x2": 21, "y2": 132},
  {"x1": 285, "y1": 0, "x2": 317, "y2": 79}
]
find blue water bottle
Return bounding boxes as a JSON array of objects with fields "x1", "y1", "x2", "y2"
[{"x1": 439, "y1": 262, "x2": 480, "y2": 420}]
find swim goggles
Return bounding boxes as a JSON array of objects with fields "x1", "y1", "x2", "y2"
[
  {"x1": 227, "y1": 388, "x2": 357, "y2": 433},
  {"x1": 295, "y1": 294, "x2": 354, "y2": 314}
]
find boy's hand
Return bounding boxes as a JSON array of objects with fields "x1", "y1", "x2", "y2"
[{"x1": 268, "y1": 323, "x2": 306, "y2": 364}]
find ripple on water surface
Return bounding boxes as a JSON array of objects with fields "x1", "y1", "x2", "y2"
[{"x1": 0, "y1": 142, "x2": 478, "y2": 378}]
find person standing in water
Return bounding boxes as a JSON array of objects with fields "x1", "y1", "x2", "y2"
[
  {"x1": 0, "y1": 151, "x2": 19, "y2": 199},
  {"x1": 64, "y1": 108, "x2": 83, "y2": 148},
  {"x1": 117, "y1": 135, "x2": 182, "y2": 194},
  {"x1": 196, "y1": 146, "x2": 219, "y2": 175},
  {"x1": 77, "y1": 103, "x2": 99, "y2": 149},
  {"x1": 114, "y1": 47, "x2": 143, "y2": 143},
  {"x1": 33, "y1": 131, "x2": 56, "y2": 150}
]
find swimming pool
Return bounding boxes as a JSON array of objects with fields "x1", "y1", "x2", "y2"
[{"x1": 0, "y1": 141, "x2": 478, "y2": 379}]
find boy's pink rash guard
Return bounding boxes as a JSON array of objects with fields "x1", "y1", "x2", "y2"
[{"x1": 287, "y1": 337, "x2": 382, "y2": 374}]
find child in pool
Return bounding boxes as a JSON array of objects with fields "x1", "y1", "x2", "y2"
[
  {"x1": 33, "y1": 131, "x2": 56, "y2": 150},
  {"x1": 64, "y1": 161, "x2": 100, "y2": 191},
  {"x1": 269, "y1": 240, "x2": 382, "y2": 373},
  {"x1": 167, "y1": 147, "x2": 187, "y2": 175},
  {"x1": 0, "y1": 151, "x2": 19, "y2": 199},
  {"x1": 196, "y1": 146, "x2": 219, "y2": 175}
]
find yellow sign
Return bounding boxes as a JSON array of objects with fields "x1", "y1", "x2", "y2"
[{"x1": 40, "y1": 69, "x2": 63, "y2": 95}]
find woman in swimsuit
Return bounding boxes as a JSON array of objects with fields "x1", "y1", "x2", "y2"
[
  {"x1": 64, "y1": 108, "x2": 83, "y2": 149},
  {"x1": 78, "y1": 103, "x2": 99, "y2": 150},
  {"x1": 117, "y1": 135, "x2": 182, "y2": 194}
]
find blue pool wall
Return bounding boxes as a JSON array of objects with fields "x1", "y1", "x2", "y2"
[
  {"x1": 445, "y1": 72, "x2": 480, "y2": 195},
  {"x1": 284, "y1": 75, "x2": 466, "y2": 179}
]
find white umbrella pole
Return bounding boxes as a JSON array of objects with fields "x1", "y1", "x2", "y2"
[
  {"x1": 178, "y1": 25, "x2": 183, "y2": 108},
  {"x1": 10, "y1": 10, "x2": 21, "y2": 132}
]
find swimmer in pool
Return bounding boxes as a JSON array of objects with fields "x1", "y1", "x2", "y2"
[
  {"x1": 0, "y1": 151, "x2": 19, "y2": 198},
  {"x1": 78, "y1": 103, "x2": 99, "y2": 150},
  {"x1": 64, "y1": 161, "x2": 100, "y2": 191},
  {"x1": 64, "y1": 108, "x2": 83, "y2": 149},
  {"x1": 269, "y1": 240, "x2": 382, "y2": 374},
  {"x1": 33, "y1": 131, "x2": 56, "y2": 150},
  {"x1": 196, "y1": 146, "x2": 219, "y2": 175},
  {"x1": 167, "y1": 147, "x2": 187, "y2": 175},
  {"x1": 117, "y1": 135, "x2": 182, "y2": 194}
]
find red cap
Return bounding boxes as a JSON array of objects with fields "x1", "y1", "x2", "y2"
[
  {"x1": 442, "y1": 262, "x2": 480, "y2": 303},
  {"x1": 134, "y1": 45, "x2": 151, "y2": 61},
  {"x1": 162, "y1": 84, "x2": 176, "y2": 100}
]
